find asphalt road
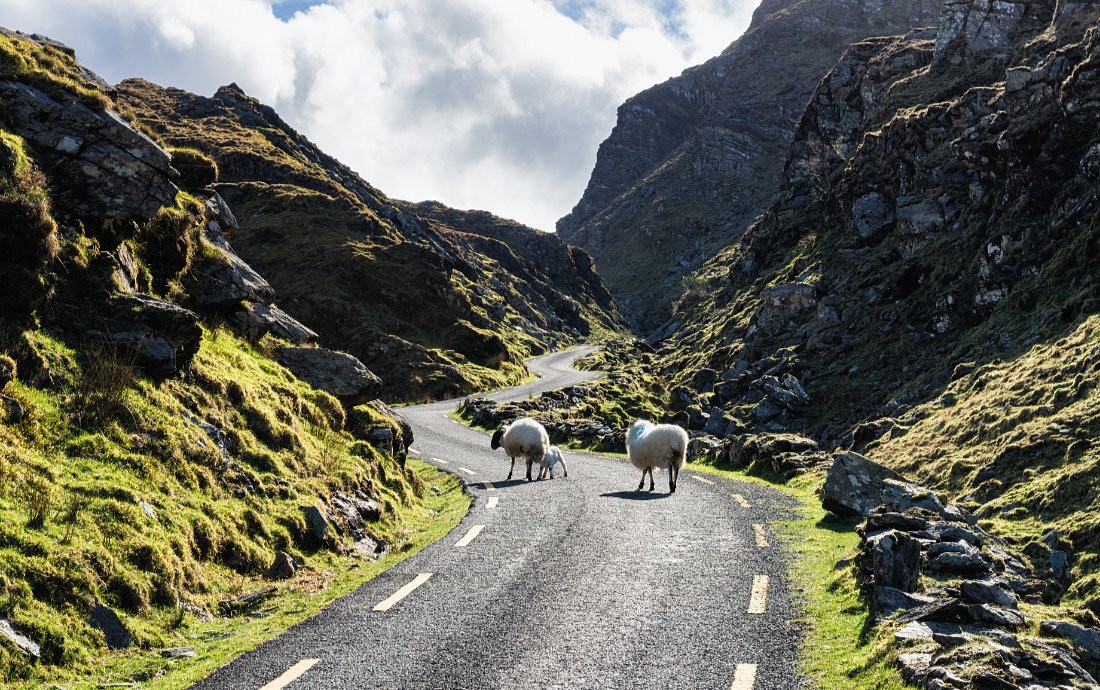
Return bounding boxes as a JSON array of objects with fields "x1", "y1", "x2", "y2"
[{"x1": 191, "y1": 347, "x2": 807, "y2": 690}]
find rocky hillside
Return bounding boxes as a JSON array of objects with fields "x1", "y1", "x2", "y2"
[
  {"x1": 116, "y1": 79, "x2": 628, "y2": 403},
  {"x1": 0, "y1": 29, "x2": 470, "y2": 688},
  {"x1": 654, "y1": 0, "x2": 1100, "y2": 645},
  {"x1": 557, "y1": 0, "x2": 943, "y2": 334}
]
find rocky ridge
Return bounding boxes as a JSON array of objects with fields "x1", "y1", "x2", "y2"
[
  {"x1": 117, "y1": 79, "x2": 627, "y2": 403},
  {"x1": 557, "y1": 0, "x2": 943, "y2": 334}
]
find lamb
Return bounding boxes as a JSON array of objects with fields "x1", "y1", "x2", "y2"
[
  {"x1": 626, "y1": 419, "x2": 688, "y2": 493},
  {"x1": 490, "y1": 417, "x2": 549, "y2": 481},
  {"x1": 536, "y1": 445, "x2": 568, "y2": 480}
]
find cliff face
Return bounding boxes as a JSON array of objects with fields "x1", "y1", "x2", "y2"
[
  {"x1": 557, "y1": 0, "x2": 943, "y2": 334},
  {"x1": 117, "y1": 80, "x2": 627, "y2": 402},
  {"x1": 659, "y1": 0, "x2": 1100, "y2": 619}
]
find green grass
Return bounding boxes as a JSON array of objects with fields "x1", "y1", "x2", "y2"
[{"x1": 687, "y1": 463, "x2": 912, "y2": 689}]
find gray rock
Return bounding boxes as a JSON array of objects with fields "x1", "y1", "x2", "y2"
[
  {"x1": 368, "y1": 427, "x2": 394, "y2": 455},
  {"x1": 927, "y1": 521, "x2": 984, "y2": 546},
  {"x1": 86, "y1": 294, "x2": 202, "y2": 378},
  {"x1": 927, "y1": 550, "x2": 990, "y2": 576},
  {"x1": 864, "y1": 511, "x2": 930, "y2": 534},
  {"x1": 138, "y1": 500, "x2": 158, "y2": 521},
  {"x1": 0, "y1": 618, "x2": 40, "y2": 658},
  {"x1": 881, "y1": 479, "x2": 973, "y2": 524},
  {"x1": 751, "y1": 283, "x2": 817, "y2": 336},
  {"x1": 759, "y1": 374, "x2": 810, "y2": 411},
  {"x1": 89, "y1": 601, "x2": 131, "y2": 650},
  {"x1": 300, "y1": 505, "x2": 330, "y2": 544},
  {"x1": 1040, "y1": 620, "x2": 1100, "y2": 662},
  {"x1": 232, "y1": 303, "x2": 318, "y2": 344},
  {"x1": 875, "y1": 586, "x2": 937, "y2": 616},
  {"x1": 1, "y1": 394, "x2": 26, "y2": 423},
  {"x1": 822, "y1": 451, "x2": 905, "y2": 517},
  {"x1": 897, "y1": 651, "x2": 932, "y2": 684},
  {"x1": 187, "y1": 224, "x2": 275, "y2": 308},
  {"x1": 964, "y1": 603, "x2": 1027, "y2": 629},
  {"x1": 867, "y1": 529, "x2": 922, "y2": 593},
  {"x1": 277, "y1": 347, "x2": 382, "y2": 404},
  {"x1": 266, "y1": 551, "x2": 297, "y2": 580},
  {"x1": 161, "y1": 646, "x2": 197, "y2": 658},
  {"x1": 851, "y1": 192, "x2": 895, "y2": 239},
  {"x1": 960, "y1": 580, "x2": 1017, "y2": 608},
  {"x1": 0, "y1": 81, "x2": 177, "y2": 221},
  {"x1": 353, "y1": 536, "x2": 384, "y2": 559}
]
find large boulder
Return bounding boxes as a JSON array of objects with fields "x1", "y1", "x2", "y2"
[
  {"x1": 865, "y1": 529, "x2": 922, "y2": 593},
  {"x1": 277, "y1": 346, "x2": 382, "y2": 405},
  {"x1": 86, "y1": 294, "x2": 202, "y2": 377},
  {"x1": 186, "y1": 224, "x2": 275, "y2": 308},
  {"x1": 822, "y1": 451, "x2": 905, "y2": 516},
  {"x1": 0, "y1": 80, "x2": 177, "y2": 221},
  {"x1": 232, "y1": 303, "x2": 318, "y2": 344}
]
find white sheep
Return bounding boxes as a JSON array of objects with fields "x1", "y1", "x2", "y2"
[
  {"x1": 490, "y1": 417, "x2": 549, "y2": 481},
  {"x1": 536, "y1": 445, "x2": 568, "y2": 480},
  {"x1": 626, "y1": 419, "x2": 688, "y2": 493}
]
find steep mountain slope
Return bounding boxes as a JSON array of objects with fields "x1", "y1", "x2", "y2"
[
  {"x1": 557, "y1": 0, "x2": 943, "y2": 334},
  {"x1": 658, "y1": 0, "x2": 1100, "y2": 613},
  {"x1": 117, "y1": 80, "x2": 627, "y2": 403},
  {"x1": 0, "y1": 29, "x2": 469, "y2": 687}
]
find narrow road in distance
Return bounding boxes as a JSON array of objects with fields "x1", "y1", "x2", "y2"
[{"x1": 191, "y1": 347, "x2": 806, "y2": 690}]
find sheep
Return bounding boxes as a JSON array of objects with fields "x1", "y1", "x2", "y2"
[
  {"x1": 490, "y1": 417, "x2": 549, "y2": 481},
  {"x1": 626, "y1": 419, "x2": 688, "y2": 493},
  {"x1": 536, "y1": 445, "x2": 568, "y2": 480}
]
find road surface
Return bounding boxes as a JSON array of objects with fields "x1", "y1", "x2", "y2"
[{"x1": 191, "y1": 347, "x2": 806, "y2": 689}]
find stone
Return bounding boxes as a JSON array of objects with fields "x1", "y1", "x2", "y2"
[
  {"x1": 964, "y1": 604, "x2": 1027, "y2": 629},
  {"x1": 960, "y1": 580, "x2": 1018, "y2": 608},
  {"x1": 89, "y1": 601, "x2": 131, "y2": 650},
  {"x1": 161, "y1": 646, "x2": 197, "y2": 659},
  {"x1": 368, "y1": 427, "x2": 394, "y2": 455},
  {"x1": 897, "y1": 652, "x2": 932, "y2": 684},
  {"x1": 0, "y1": 618, "x2": 40, "y2": 658},
  {"x1": 751, "y1": 283, "x2": 817, "y2": 336},
  {"x1": 881, "y1": 479, "x2": 973, "y2": 524},
  {"x1": 186, "y1": 224, "x2": 275, "y2": 308},
  {"x1": 353, "y1": 536, "x2": 384, "y2": 559},
  {"x1": 927, "y1": 521, "x2": 984, "y2": 546},
  {"x1": 851, "y1": 191, "x2": 895, "y2": 239},
  {"x1": 867, "y1": 529, "x2": 922, "y2": 593},
  {"x1": 759, "y1": 374, "x2": 810, "y2": 411},
  {"x1": 821, "y1": 451, "x2": 905, "y2": 517},
  {"x1": 864, "y1": 511, "x2": 930, "y2": 534},
  {"x1": 300, "y1": 505, "x2": 330, "y2": 544},
  {"x1": 138, "y1": 500, "x2": 158, "y2": 521},
  {"x1": 232, "y1": 303, "x2": 318, "y2": 344},
  {"x1": 85, "y1": 294, "x2": 203, "y2": 378},
  {"x1": 0, "y1": 81, "x2": 177, "y2": 221},
  {"x1": 267, "y1": 551, "x2": 297, "y2": 580},
  {"x1": 927, "y1": 550, "x2": 990, "y2": 576},
  {"x1": 875, "y1": 586, "x2": 937, "y2": 616},
  {"x1": 1, "y1": 395, "x2": 26, "y2": 423},
  {"x1": 1040, "y1": 620, "x2": 1100, "y2": 662},
  {"x1": 277, "y1": 347, "x2": 382, "y2": 405}
]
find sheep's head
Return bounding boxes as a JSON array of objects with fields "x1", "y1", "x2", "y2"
[
  {"x1": 628, "y1": 419, "x2": 651, "y2": 441},
  {"x1": 490, "y1": 427, "x2": 504, "y2": 450}
]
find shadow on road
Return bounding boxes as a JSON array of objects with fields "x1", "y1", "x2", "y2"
[
  {"x1": 599, "y1": 490, "x2": 673, "y2": 501},
  {"x1": 479, "y1": 479, "x2": 536, "y2": 490}
]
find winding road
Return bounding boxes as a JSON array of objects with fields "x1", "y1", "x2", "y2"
[{"x1": 191, "y1": 347, "x2": 806, "y2": 690}]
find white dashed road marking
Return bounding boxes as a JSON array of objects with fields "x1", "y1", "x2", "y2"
[
  {"x1": 486, "y1": 497, "x2": 499, "y2": 509},
  {"x1": 373, "y1": 573, "x2": 433, "y2": 613},
  {"x1": 454, "y1": 525, "x2": 485, "y2": 548},
  {"x1": 408, "y1": 447, "x2": 421, "y2": 455},
  {"x1": 753, "y1": 524, "x2": 769, "y2": 548},
  {"x1": 457, "y1": 467, "x2": 476, "y2": 476},
  {"x1": 748, "y1": 575, "x2": 769, "y2": 614},
  {"x1": 731, "y1": 493, "x2": 752, "y2": 508},
  {"x1": 691, "y1": 475, "x2": 715, "y2": 485},
  {"x1": 258, "y1": 659, "x2": 320, "y2": 690},
  {"x1": 430, "y1": 457, "x2": 449, "y2": 465},
  {"x1": 729, "y1": 663, "x2": 758, "y2": 690}
]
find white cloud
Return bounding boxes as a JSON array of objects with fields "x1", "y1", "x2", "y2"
[{"x1": 0, "y1": 0, "x2": 757, "y2": 230}]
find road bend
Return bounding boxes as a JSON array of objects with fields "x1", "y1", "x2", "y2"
[{"x1": 191, "y1": 347, "x2": 806, "y2": 690}]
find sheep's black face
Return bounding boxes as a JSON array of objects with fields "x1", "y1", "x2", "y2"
[{"x1": 490, "y1": 428, "x2": 504, "y2": 450}]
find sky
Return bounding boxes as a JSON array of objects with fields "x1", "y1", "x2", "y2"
[{"x1": 0, "y1": 0, "x2": 758, "y2": 231}]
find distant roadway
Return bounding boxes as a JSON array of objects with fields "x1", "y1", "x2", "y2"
[{"x1": 190, "y1": 346, "x2": 805, "y2": 690}]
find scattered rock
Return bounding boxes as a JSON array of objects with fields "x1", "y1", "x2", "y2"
[
  {"x1": 265, "y1": 551, "x2": 297, "y2": 580},
  {"x1": 161, "y1": 646, "x2": 197, "y2": 659},
  {"x1": 277, "y1": 347, "x2": 382, "y2": 405},
  {"x1": 866, "y1": 529, "x2": 922, "y2": 593},
  {"x1": 232, "y1": 303, "x2": 318, "y2": 344},
  {"x1": 138, "y1": 500, "x2": 158, "y2": 521},
  {"x1": 186, "y1": 223, "x2": 275, "y2": 308},
  {"x1": 1041, "y1": 620, "x2": 1100, "y2": 662},
  {"x1": 89, "y1": 601, "x2": 131, "y2": 650},
  {"x1": 1, "y1": 394, "x2": 26, "y2": 423},
  {"x1": 300, "y1": 505, "x2": 331, "y2": 545},
  {"x1": 822, "y1": 451, "x2": 905, "y2": 516},
  {"x1": 217, "y1": 588, "x2": 276, "y2": 616},
  {"x1": 0, "y1": 618, "x2": 40, "y2": 658},
  {"x1": 85, "y1": 294, "x2": 203, "y2": 378}
]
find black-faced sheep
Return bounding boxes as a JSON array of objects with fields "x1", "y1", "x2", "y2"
[
  {"x1": 536, "y1": 445, "x2": 567, "y2": 480},
  {"x1": 626, "y1": 419, "x2": 688, "y2": 493},
  {"x1": 490, "y1": 417, "x2": 549, "y2": 481}
]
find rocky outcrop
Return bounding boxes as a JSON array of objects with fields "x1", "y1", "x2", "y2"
[
  {"x1": 85, "y1": 294, "x2": 203, "y2": 378},
  {"x1": 0, "y1": 81, "x2": 177, "y2": 222},
  {"x1": 276, "y1": 347, "x2": 383, "y2": 405},
  {"x1": 557, "y1": 0, "x2": 944, "y2": 333}
]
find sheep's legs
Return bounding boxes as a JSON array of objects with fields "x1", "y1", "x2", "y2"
[
  {"x1": 669, "y1": 463, "x2": 678, "y2": 493},
  {"x1": 507, "y1": 456, "x2": 516, "y2": 480},
  {"x1": 638, "y1": 467, "x2": 654, "y2": 492},
  {"x1": 636, "y1": 470, "x2": 646, "y2": 491},
  {"x1": 560, "y1": 458, "x2": 567, "y2": 478},
  {"x1": 525, "y1": 457, "x2": 534, "y2": 481}
]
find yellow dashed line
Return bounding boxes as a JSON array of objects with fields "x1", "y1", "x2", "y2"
[
  {"x1": 454, "y1": 524, "x2": 485, "y2": 548},
  {"x1": 729, "y1": 663, "x2": 758, "y2": 690},
  {"x1": 258, "y1": 658, "x2": 320, "y2": 690},
  {"x1": 731, "y1": 493, "x2": 752, "y2": 508},
  {"x1": 373, "y1": 573, "x2": 433, "y2": 612},
  {"x1": 753, "y1": 524, "x2": 769, "y2": 548},
  {"x1": 748, "y1": 575, "x2": 769, "y2": 614},
  {"x1": 691, "y1": 475, "x2": 715, "y2": 485}
]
